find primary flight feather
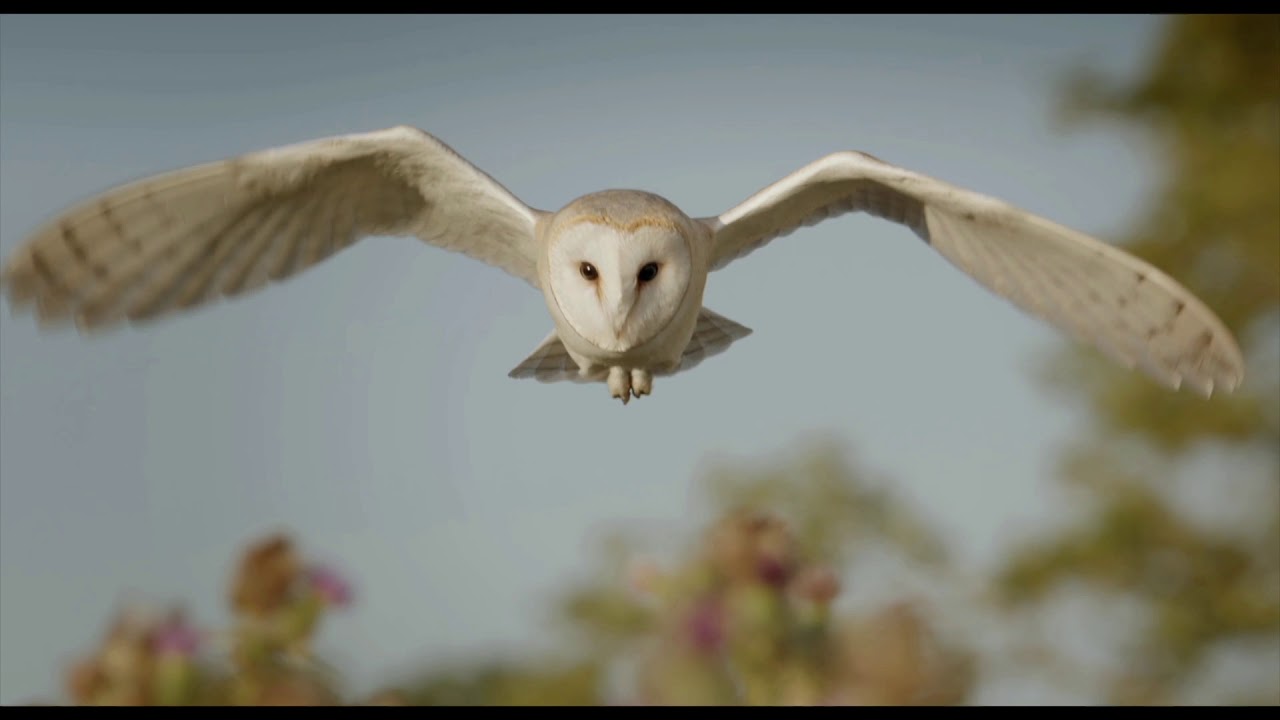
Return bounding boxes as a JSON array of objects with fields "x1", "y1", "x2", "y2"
[{"x1": 0, "y1": 126, "x2": 1245, "y2": 403}]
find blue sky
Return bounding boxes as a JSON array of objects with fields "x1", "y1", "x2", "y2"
[{"x1": 0, "y1": 14, "x2": 1176, "y2": 703}]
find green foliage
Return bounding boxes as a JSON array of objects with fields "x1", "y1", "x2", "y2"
[
  {"x1": 404, "y1": 662, "x2": 601, "y2": 706},
  {"x1": 701, "y1": 440, "x2": 949, "y2": 569},
  {"x1": 546, "y1": 441, "x2": 973, "y2": 705},
  {"x1": 58, "y1": 535, "x2": 365, "y2": 706},
  {"x1": 1006, "y1": 13, "x2": 1280, "y2": 705},
  {"x1": 48, "y1": 444, "x2": 975, "y2": 706},
  {"x1": 1052, "y1": 13, "x2": 1280, "y2": 450}
]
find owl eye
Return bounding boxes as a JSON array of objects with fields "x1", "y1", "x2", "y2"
[
  {"x1": 579, "y1": 262, "x2": 598, "y2": 281},
  {"x1": 637, "y1": 262, "x2": 660, "y2": 283}
]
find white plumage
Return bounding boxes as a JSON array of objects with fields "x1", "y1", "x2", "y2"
[{"x1": 0, "y1": 126, "x2": 1245, "y2": 403}]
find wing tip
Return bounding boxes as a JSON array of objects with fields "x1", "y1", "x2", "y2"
[
  {"x1": 1145, "y1": 362, "x2": 1244, "y2": 400},
  {"x1": 0, "y1": 254, "x2": 36, "y2": 306}
]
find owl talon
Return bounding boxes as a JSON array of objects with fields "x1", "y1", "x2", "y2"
[
  {"x1": 608, "y1": 366, "x2": 632, "y2": 405},
  {"x1": 630, "y1": 369, "x2": 652, "y2": 398}
]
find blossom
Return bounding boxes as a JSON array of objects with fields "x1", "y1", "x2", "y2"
[
  {"x1": 791, "y1": 565, "x2": 841, "y2": 606},
  {"x1": 684, "y1": 598, "x2": 725, "y2": 654},
  {"x1": 627, "y1": 557, "x2": 664, "y2": 597},
  {"x1": 709, "y1": 510, "x2": 798, "y2": 588},
  {"x1": 231, "y1": 534, "x2": 302, "y2": 618},
  {"x1": 308, "y1": 565, "x2": 354, "y2": 608},
  {"x1": 151, "y1": 614, "x2": 202, "y2": 658}
]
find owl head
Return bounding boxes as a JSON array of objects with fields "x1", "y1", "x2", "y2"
[{"x1": 544, "y1": 190, "x2": 698, "y2": 353}]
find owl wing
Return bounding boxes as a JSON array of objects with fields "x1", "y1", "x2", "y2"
[
  {"x1": 1, "y1": 126, "x2": 545, "y2": 331},
  {"x1": 699, "y1": 151, "x2": 1245, "y2": 397}
]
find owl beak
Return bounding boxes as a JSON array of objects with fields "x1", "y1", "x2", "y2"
[{"x1": 606, "y1": 284, "x2": 637, "y2": 338}]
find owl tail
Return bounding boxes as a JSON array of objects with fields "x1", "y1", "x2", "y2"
[
  {"x1": 507, "y1": 331, "x2": 589, "y2": 383},
  {"x1": 507, "y1": 309, "x2": 753, "y2": 384},
  {"x1": 664, "y1": 307, "x2": 753, "y2": 375}
]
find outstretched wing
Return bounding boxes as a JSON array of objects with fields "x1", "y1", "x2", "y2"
[
  {"x1": 700, "y1": 151, "x2": 1245, "y2": 397},
  {"x1": 1, "y1": 126, "x2": 545, "y2": 331}
]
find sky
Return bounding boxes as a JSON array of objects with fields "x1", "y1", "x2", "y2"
[{"x1": 0, "y1": 14, "x2": 1176, "y2": 704}]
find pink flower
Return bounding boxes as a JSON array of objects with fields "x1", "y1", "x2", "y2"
[
  {"x1": 308, "y1": 565, "x2": 354, "y2": 608},
  {"x1": 627, "y1": 557, "x2": 663, "y2": 597},
  {"x1": 151, "y1": 616, "x2": 201, "y2": 658},
  {"x1": 756, "y1": 555, "x2": 792, "y2": 588},
  {"x1": 685, "y1": 599, "x2": 725, "y2": 654},
  {"x1": 791, "y1": 565, "x2": 841, "y2": 605}
]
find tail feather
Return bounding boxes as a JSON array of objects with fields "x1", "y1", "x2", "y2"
[
  {"x1": 508, "y1": 308, "x2": 752, "y2": 385},
  {"x1": 508, "y1": 331, "x2": 591, "y2": 383},
  {"x1": 667, "y1": 307, "x2": 752, "y2": 375}
]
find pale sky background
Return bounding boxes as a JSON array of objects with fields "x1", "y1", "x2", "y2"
[{"x1": 0, "y1": 14, "x2": 1201, "y2": 704}]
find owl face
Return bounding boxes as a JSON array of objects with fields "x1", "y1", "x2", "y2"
[{"x1": 546, "y1": 218, "x2": 693, "y2": 354}]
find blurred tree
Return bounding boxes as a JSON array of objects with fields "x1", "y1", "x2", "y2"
[
  {"x1": 1000, "y1": 13, "x2": 1280, "y2": 705},
  {"x1": 397, "y1": 441, "x2": 975, "y2": 706}
]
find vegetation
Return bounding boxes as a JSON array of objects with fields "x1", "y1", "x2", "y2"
[{"x1": 1001, "y1": 13, "x2": 1279, "y2": 705}]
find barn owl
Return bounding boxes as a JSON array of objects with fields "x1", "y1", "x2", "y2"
[{"x1": 0, "y1": 126, "x2": 1246, "y2": 404}]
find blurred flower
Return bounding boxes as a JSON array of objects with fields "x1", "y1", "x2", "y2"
[
  {"x1": 307, "y1": 565, "x2": 353, "y2": 608},
  {"x1": 790, "y1": 565, "x2": 841, "y2": 606},
  {"x1": 151, "y1": 612, "x2": 201, "y2": 658},
  {"x1": 708, "y1": 510, "x2": 797, "y2": 588},
  {"x1": 257, "y1": 674, "x2": 335, "y2": 706},
  {"x1": 638, "y1": 639, "x2": 739, "y2": 706},
  {"x1": 66, "y1": 658, "x2": 106, "y2": 706},
  {"x1": 99, "y1": 609, "x2": 155, "y2": 673},
  {"x1": 684, "y1": 598, "x2": 725, "y2": 654},
  {"x1": 60, "y1": 534, "x2": 375, "y2": 706},
  {"x1": 755, "y1": 556, "x2": 789, "y2": 588},
  {"x1": 831, "y1": 601, "x2": 973, "y2": 706},
  {"x1": 148, "y1": 610, "x2": 202, "y2": 706},
  {"x1": 65, "y1": 607, "x2": 160, "y2": 706},
  {"x1": 231, "y1": 534, "x2": 302, "y2": 618},
  {"x1": 627, "y1": 557, "x2": 664, "y2": 598},
  {"x1": 52, "y1": 471, "x2": 988, "y2": 708},
  {"x1": 276, "y1": 595, "x2": 325, "y2": 656}
]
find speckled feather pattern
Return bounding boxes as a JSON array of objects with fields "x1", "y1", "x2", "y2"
[
  {"x1": 0, "y1": 126, "x2": 541, "y2": 332},
  {"x1": 701, "y1": 151, "x2": 1244, "y2": 397}
]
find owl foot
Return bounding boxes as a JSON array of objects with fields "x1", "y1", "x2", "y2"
[
  {"x1": 608, "y1": 367, "x2": 653, "y2": 405},
  {"x1": 630, "y1": 369, "x2": 652, "y2": 398},
  {"x1": 608, "y1": 366, "x2": 632, "y2": 405}
]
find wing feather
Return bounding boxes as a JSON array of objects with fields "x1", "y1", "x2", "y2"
[
  {"x1": 702, "y1": 151, "x2": 1245, "y2": 396},
  {"x1": 1, "y1": 126, "x2": 544, "y2": 332}
]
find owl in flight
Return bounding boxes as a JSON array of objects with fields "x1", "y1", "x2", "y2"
[{"x1": 0, "y1": 126, "x2": 1245, "y2": 404}]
